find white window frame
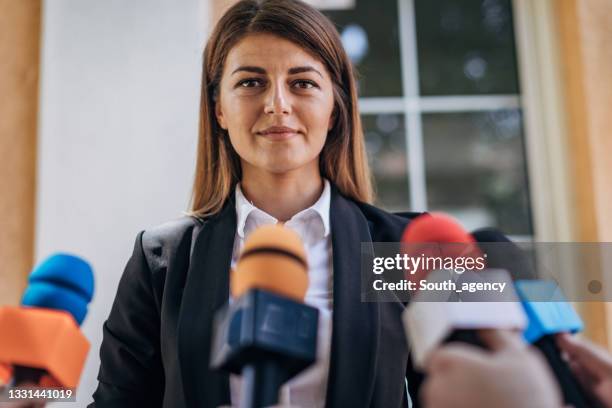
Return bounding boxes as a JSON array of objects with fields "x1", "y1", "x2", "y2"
[{"x1": 358, "y1": 0, "x2": 571, "y2": 241}]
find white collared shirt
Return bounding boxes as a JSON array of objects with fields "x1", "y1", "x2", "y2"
[{"x1": 229, "y1": 180, "x2": 333, "y2": 408}]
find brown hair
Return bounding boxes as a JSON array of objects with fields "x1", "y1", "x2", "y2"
[{"x1": 189, "y1": 0, "x2": 373, "y2": 217}]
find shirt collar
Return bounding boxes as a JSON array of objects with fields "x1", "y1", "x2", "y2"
[{"x1": 235, "y1": 179, "x2": 331, "y2": 240}]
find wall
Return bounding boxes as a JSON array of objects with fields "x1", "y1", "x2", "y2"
[
  {"x1": 0, "y1": 0, "x2": 40, "y2": 306},
  {"x1": 36, "y1": 0, "x2": 209, "y2": 404}
]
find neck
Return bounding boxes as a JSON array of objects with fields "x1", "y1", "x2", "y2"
[{"x1": 240, "y1": 164, "x2": 324, "y2": 222}]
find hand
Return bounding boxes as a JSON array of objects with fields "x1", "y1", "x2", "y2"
[
  {"x1": 421, "y1": 329, "x2": 562, "y2": 408},
  {"x1": 557, "y1": 333, "x2": 612, "y2": 407}
]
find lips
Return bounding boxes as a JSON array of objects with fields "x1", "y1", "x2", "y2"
[{"x1": 257, "y1": 126, "x2": 299, "y2": 141}]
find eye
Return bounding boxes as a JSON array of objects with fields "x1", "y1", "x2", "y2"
[
  {"x1": 237, "y1": 78, "x2": 265, "y2": 88},
  {"x1": 292, "y1": 80, "x2": 318, "y2": 89}
]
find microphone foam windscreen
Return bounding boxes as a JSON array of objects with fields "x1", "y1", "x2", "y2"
[
  {"x1": 232, "y1": 224, "x2": 308, "y2": 301},
  {"x1": 401, "y1": 213, "x2": 474, "y2": 244},
  {"x1": 400, "y1": 213, "x2": 481, "y2": 284},
  {"x1": 21, "y1": 253, "x2": 94, "y2": 325}
]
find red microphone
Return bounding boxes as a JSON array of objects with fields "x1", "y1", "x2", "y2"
[
  {"x1": 400, "y1": 213, "x2": 483, "y2": 289},
  {"x1": 401, "y1": 212, "x2": 475, "y2": 244}
]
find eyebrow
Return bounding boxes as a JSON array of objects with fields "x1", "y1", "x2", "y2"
[{"x1": 231, "y1": 65, "x2": 323, "y2": 78}]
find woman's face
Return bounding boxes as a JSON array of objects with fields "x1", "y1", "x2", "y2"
[{"x1": 215, "y1": 33, "x2": 335, "y2": 176}]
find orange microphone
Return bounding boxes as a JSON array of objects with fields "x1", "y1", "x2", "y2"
[
  {"x1": 230, "y1": 224, "x2": 309, "y2": 300},
  {"x1": 211, "y1": 225, "x2": 318, "y2": 408},
  {"x1": 0, "y1": 254, "x2": 93, "y2": 389}
]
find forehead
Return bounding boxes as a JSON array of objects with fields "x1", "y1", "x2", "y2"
[{"x1": 224, "y1": 33, "x2": 329, "y2": 75}]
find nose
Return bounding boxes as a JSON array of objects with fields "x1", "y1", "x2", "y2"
[{"x1": 264, "y1": 81, "x2": 291, "y2": 115}]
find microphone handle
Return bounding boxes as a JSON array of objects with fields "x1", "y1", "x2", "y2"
[
  {"x1": 534, "y1": 336, "x2": 603, "y2": 408},
  {"x1": 12, "y1": 365, "x2": 45, "y2": 386},
  {"x1": 241, "y1": 361, "x2": 288, "y2": 408}
]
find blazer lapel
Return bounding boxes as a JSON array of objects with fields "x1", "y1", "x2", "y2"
[
  {"x1": 178, "y1": 199, "x2": 236, "y2": 408},
  {"x1": 325, "y1": 187, "x2": 380, "y2": 407}
]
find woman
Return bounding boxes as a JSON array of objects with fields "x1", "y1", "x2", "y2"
[{"x1": 90, "y1": 0, "x2": 422, "y2": 407}]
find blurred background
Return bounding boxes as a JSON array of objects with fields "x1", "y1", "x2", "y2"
[{"x1": 1, "y1": 0, "x2": 610, "y2": 405}]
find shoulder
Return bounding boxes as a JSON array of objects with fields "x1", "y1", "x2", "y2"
[
  {"x1": 141, "y1": 216, "x2": 203, "y2": 249},
  {"x1": 353, "y1": 201, "x2": 424, "y2": 242},
  {"x1": 140, "y1": 216, "x2": 204, "y2": 271}
]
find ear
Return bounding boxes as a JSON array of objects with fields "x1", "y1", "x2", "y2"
[{"x1": 215, "y1": 100, "x2": 227, "y2": 130}]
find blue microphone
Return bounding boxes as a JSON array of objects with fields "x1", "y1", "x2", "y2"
[
  {"x1": 21, "y1": 253, "x2": 94, "y2": 325},
  {"x1": 515, "y1": 280, "x2": 583, "y2": 343}
]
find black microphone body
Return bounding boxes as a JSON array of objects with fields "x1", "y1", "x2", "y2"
[{"x1": 211, "y1": 289, "x2": 318, "y2": 408}]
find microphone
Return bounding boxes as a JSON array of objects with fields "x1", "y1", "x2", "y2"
[
  {"x1": 401, "y1": 214, "x2": 527, "y2": 368},
  {"x1": 0, "y1": 253, "x2": 94, "y2": 389},
  {"x1": 472, "y1": 229, "x2": 601, "y2": 408},
  {"x1": 210, "y1": 225, "x2": 318, "y2": 408},
  {"x1": 400, "y1": 213, "x2": 484, "y2": 289}
]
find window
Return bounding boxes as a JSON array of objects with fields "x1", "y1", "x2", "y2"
[{"x1": 324, "y1": 0, "x2": 533, "y2": 236}]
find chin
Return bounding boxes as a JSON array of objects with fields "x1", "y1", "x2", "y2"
[
  {"x1": 255, "y1": 151, "x2": 310, "y2": 173},
  {"x1": 262, "y1": 161, "x2": 306, "y2": 174}
]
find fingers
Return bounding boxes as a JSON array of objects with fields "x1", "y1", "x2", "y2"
[
  {"x1": 423, "y1": 342, "x2": 491, "y2": 407},
  {"x1": 478, "y1": 329, "x2": 525, "y2": 352},
  {"x1": 568, "y1": 358, "x2": 598, "y2": 394},
  {"x1": 425, "y1": 329, "x2": 520, "y2": 373},
  {"x1": 592, "y1": 380, "x2": 612, "y2": 408},
  {"x1": 426, "y1": 343, "x2": 487, "y2": 374},
  {"x1": 419, "y1": 379, "x2": 434, "y2": 407},
  {"x1": 557, "y1": 333, "x2": 612, "y2": 379},
  {"x1": 420, "y1": 373, "x2": 458, "y2": 408}
]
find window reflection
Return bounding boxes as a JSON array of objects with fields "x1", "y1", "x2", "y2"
[
  {"x1": 415, "y1": 0, "x2": 519, "y2": 95},
  {"x1": 423, "y1": 110, "x2": 532, "y2": 235},
  {"x1": 324, "y1": 0, "x2": 403, "y2": 97},
  {"x1": 361, "y1": 114, "x2": 411, "y2": 212}
]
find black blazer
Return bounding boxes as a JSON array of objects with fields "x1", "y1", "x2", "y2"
[{"x1": 90, "y1": 185, "x2": 425, "y2": 408}]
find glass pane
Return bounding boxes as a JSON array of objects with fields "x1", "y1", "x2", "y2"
[
  {"x1": 323, "y1": 0, "x2": 403, "y2": 97},
  {"x1": 423, "y1": 110, "x2": 532, "y2": 235},
  {"x1": 362, "y1": 114, "x2": 410, "y2": 211},
  {"x1": 415, "y1": 0, "x2": 520, "y2": 95}
]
